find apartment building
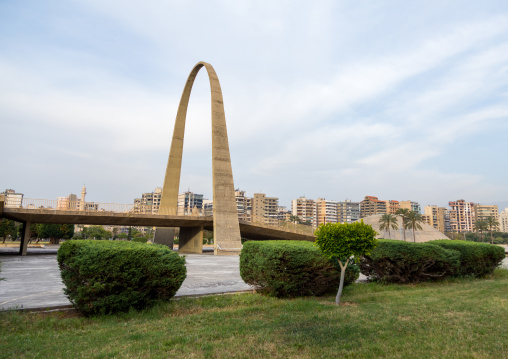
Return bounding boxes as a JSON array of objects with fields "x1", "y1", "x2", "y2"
[
  {"x1": 315, "y1": 198, "x2": 339, "y2": 226},
  {"x1": 251, "y1": 193, "x2": 279, "y2": 225},
  {"x1": 291, "y1": 197, "x2": 316, "y2": 224},
  {"x1": 57, "y1": 194, "x2": 78, "y2": 210},
  {"x1": 277, "y1": 206, "x2": 292, "y2": 221},
  {"x1": 235, "y1": 189, "x2": 252, "y2": 221},
  {"x1": 424, "y1": 205, "x2": 449, "y2": 233},
  {"x1": 1, "y1": 189, "x2": 24, "y2": 208},
  {"x1": 499, "y1": 208, "x2": 508, "y2": 232},
  {"x1": 449, "y1": 199, "x2": 475, "y2": 233},
  {"x1": 400, "y1": 200, "x2": 421, "y2": 214},
  {"x1": 203, "y1": 199, "x2": 214, "y2": 216},
  {"x1": 177, "y1": 191, "x2": 204, "y2": 215},
  {"x1": 475, "y1": 204, "x2": 499, "y2": 222},
  {"x1": 338, "y1": 200, "x2": 360, "y2": 224},
  {"x1": 385, "y1": 200, "x2": 400, "y2": 214},
  {"x1": 133, "y1": 187, "x2": 162, "y2": 214},
  {"x1": 360, "y1": 196, "x2": 387, "y2": 218}
]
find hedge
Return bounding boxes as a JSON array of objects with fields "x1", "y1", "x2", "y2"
[
  {"x1": 430, "y1": 240, "x2": 505, "y2": 277},
  {"x1": 359, "y1": 239, "x2": 460, "y2": 283},
  {"x1": 240, "y1": 240, "x2": 359, "y2": 298},
  {"x1": 57, "y1": 240, "x2": 186, "y2": 316}
]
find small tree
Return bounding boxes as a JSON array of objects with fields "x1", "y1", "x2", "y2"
[
  {"x1": 486, "y1": 216, "x2": 500, "y2": 244},
  {"x1": 474, "y1": 220, "x2": 488, "y2": 242},
  {"x1": 395, "y1": 208, "x2": 410, "y2": 241},
  {"x1": 378, "y1": 214, "x2": 398, "y2": 238},
  {"x1": 36, "y1": 223, "x2": 74, "y2": 244},
  {"x1": 404, "y1": 211, "x2": 423, "y2": 242},
  {"x1": 315, "y1": 221, "x2": 377, "y2": 305}
]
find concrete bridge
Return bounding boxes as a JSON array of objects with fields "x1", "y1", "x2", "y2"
[{"x1": 0, "y1": 197, "x2": 315, "y2": 255}]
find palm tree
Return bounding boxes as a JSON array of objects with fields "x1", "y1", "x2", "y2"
[
  {"x1": 378, "y1": 214, "x2": 399, "y2": 238},
  {"x1": 486, "y1": 216, "x2": 500, "y2": 244},
  {"x1": 396, "y1": 208, "x2": 410, "y2": 241},
  {"x1": 473, "y1": 219, "x2": 488, "y2": 242},
  {"x1": 404, "y1": 211, "x2": 424, "y2": 242}
]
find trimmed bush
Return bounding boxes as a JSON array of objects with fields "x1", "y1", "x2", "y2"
[
  {"x1": 240, "y1": 240, "x2": 359, "y2": 298},
  {"x1": 131, "y1": 237, "x2": 148, "y2": 243},
  {"x1": 57, "y1": 240, "x2": 186, "y2": 316},
  {"x1": 430, "y1": 240, "x2": 505, "y2": 277},
  {"x1": 359, "y1": 239, "x2": 460, "y2": 283}
]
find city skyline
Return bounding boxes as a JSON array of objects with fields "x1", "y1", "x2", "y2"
[{"x1": 1, "y1": 1, "x2": 508, "y2": 210}]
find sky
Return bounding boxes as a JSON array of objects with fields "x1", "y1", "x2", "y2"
[{"x1": 1, "y1": 0, "x2": 508, "y2": 210}]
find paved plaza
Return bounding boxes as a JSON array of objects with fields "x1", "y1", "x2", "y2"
[{"x1": 0, "y1": 247, "x2": 253, "y2": 311}]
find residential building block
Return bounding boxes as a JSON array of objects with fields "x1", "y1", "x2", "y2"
[
  {"x1": 424, "y1": 205, "x2": 448, "y2": 233},
  {"x1": 338, "y1": 200, "x2": 360, "y2": 223},
  {"x1": 291, "y1": 197, "x2": 316, "y2": 224},
  {"x1": 252, "y1": 193, "x2": 278, "y2": 225},
  {"x1": 449, "y1": 199, "x2": 475, "y2": 233},
  {"x1": 315, "y1": 198, "x2": 339, "y2": 226},
  {"x1": 1, "y1": 189, "x2": 23, "y2": 208},
  {"x1": 475, "y1": 204, "x2": 499, "y2": 222},
  {"x1": 499, "y1": 208, "x2": 508, "y2": 232},
  {"x1": 360, "y1": 196, "x2": 387, "y2": 218},
  {"x1": 400, "y1": 200, "x2": 421, "y2": 214}
]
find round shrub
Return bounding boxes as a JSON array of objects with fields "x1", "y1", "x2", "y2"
[
  {"x1": 359, "y1": 239, "x2": 460, "y2": 283},
  {"x1": 240, "y1": 240, "x2": 359, "y2": 298},
  {"x1": 430, "y1": 240, "x2": 505, "y2": 277},
  {"x1": 131, "y1": 237, "x2": 148, "y2": 243},
  {"x1": 57, "y1": 240, "x2": 186, "y2": 316}
]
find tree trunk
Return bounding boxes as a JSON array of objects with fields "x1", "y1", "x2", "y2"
[{"x1": 335, "y1": 258, "x2": 350, "y2": 306}]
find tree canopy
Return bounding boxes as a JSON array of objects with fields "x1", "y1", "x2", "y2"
[
  {"x1": 315, "y1": 221, "x2": 377, "y2": 305},
  {"x1": 37, "y1": 223, "x2": 75, "y2": 244},
  {"x1": 378, "y1": 214, "x2": 398, "y2": 238}
]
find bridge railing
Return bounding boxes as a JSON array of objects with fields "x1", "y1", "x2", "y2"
[{"x1": 12, "y1": 198, "x2": 135, "y2": 214}]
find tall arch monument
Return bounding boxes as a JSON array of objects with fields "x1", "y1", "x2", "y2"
[{"x1": 154, "y1": 62, "x2": 242, "y2": 255}]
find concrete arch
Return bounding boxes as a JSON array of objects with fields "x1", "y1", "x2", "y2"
[{"x1": 155, "y1": 62, "x2": 242, "y2": 255}]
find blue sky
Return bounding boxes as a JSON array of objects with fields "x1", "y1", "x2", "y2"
[{"x1": 1, "y1": 0, "x2": 507, "y2": 210}]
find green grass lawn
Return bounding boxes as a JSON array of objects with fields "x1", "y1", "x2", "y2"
[{"x1": 1, "y1": 269, "x2": 507, "y2": 359}]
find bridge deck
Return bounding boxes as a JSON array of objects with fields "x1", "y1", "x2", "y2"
[{"x1": 1, "y1": 208, "x2": 316, "y2": 243}]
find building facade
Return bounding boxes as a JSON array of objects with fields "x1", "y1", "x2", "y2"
[
  {"x1": 385, "y1": 200, "x2": 400, "y2": 214},
  {"x1": 474, "y1": 204, "x2": 499, "y2": 222},
  {"x1": 338, "y1": 200, "x2": 360, "y2": 224},
  {"x1": 1, "y1": 189, "x2": 23, "y2": 208},
  {"x1": 291, "y1": 197, "x2": 316, "y2": 224},
  {"x1": 499, "y1": 208, "x2": 508, "y2": 232},
  {"x1": 251, "y1": 193, "x2": 279, "y2": 225},
  {"x1": 315, "y1": 198, "x2": 339, "y2": 226},
  {"x1": 360, "y1": 196, "x2": 387, "y2": 218},
  {"x1": 177, "y1": 191, "x2": 204, "y2": 215},
  {"x1": 399, "y1": 200, "x2": 421, "y2": 214},
  {"x1": 424, "y1": 205, "x2": 449, "y2": 233},
  {"x1": 235, "y1": 189, "x2": 252, "y2": 221},
  {"x1": 448, "y1": 199, "x2": 475, "y2": 233},
  {"x1": 133, "y1": 187, "x2": 162, "y2": 214}
]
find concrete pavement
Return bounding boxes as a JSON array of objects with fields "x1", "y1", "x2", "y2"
[{"x1": 0, "y1": 248, "x2": 253, "y2": 311}]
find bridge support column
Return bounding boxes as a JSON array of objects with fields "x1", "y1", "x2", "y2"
[
  {"x1": 179, "y1": 226, "x2": 203, "y2": 254},
  {"x1": 153, "y1": 228, "x2": 175, "y2": 249},
  {"x1": 19, "y1": 221, "x2": 30, "y2": 256}
]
